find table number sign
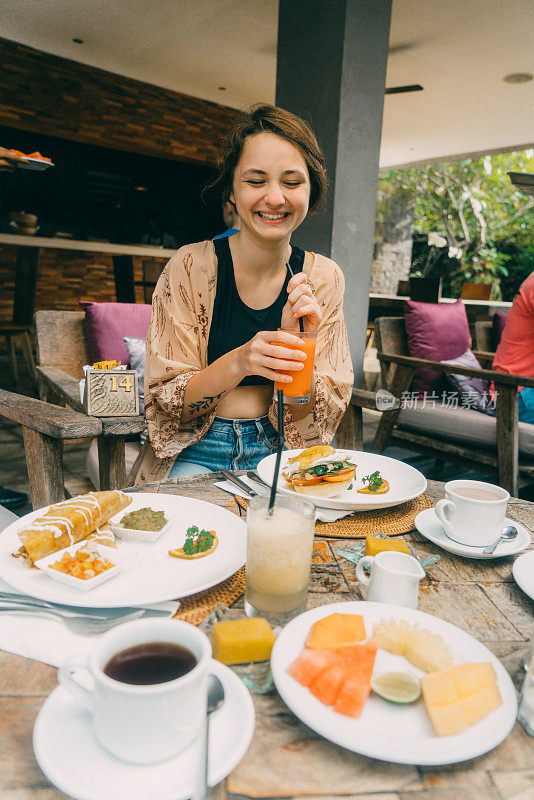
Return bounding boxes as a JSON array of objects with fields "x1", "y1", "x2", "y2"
[{"x1": 84, "y1": 368, "x2": 139, "y2": 417}]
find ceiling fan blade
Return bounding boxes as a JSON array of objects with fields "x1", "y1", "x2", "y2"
[{"x1": 385, "y1": 84, "x2": 423, "y2": 95}]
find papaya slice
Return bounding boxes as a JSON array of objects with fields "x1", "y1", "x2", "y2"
[{"x1": 306, "y1": 613, "x2": 366, "y2": 649}]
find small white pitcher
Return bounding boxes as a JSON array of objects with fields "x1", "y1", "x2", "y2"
[{"x1": 355, "y1": 551, "x2": 425, "y2": 608}]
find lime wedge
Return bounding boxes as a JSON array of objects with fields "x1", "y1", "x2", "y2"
[{"x1": 371, "y1": 671, "x2": 421, "y2": 704}]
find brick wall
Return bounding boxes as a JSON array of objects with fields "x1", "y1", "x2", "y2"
[
  {"x1": 0, "y1": 38, "x2": 241, "y2": 166},
  {"x1": 0, "y1": 245, "x2": 165, "y2": 321}
]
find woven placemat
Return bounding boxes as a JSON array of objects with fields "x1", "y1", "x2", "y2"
[
  {"x1": 315, "y1": 493, "x2": 432, "y2": 538},
  {"x1": 173, "y1": 567, "x2": 245, "y2": 626}
]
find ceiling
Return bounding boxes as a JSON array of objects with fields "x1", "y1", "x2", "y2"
[{"x1": 1, "y1": 0, "x2": 533, "y2": 168}]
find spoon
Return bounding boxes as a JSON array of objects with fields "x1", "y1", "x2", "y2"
[
  {"x1": 482, "y1": 525, "x2": 518, "y2": 554},
  {"x1": 195, "y1": 674, "x2": 225, "y2": 800}
]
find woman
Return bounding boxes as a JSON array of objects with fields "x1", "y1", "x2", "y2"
[{"x1": 139, "y1": 105, "x2": 353, "y2": 483}]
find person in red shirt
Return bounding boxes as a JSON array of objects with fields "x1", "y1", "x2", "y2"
[{"x1": 493, "y1": 271, "x2": 534, "y2": 424}]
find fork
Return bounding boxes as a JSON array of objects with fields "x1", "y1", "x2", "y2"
[{"x1": 0, "y1": 605, "x2": 144, "y2": 636}]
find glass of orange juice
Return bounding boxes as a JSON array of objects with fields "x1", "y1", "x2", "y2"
[{"x1": 274, "y1": 330, "x2": 317, "y2": 404}]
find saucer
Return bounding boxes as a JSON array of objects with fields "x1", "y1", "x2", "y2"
[
  {"x1": 414, "y1": 508, "x2": 531, "y2": 559},
  {"x1": 33, "y1": 659, "x2": 255, "y2": 800},
  {"x1": 513, "y1": 551, "x2": 534, "y2": 602}
]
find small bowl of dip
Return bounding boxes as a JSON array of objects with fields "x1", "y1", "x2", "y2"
[{"x1": 111, "y1": 507, "x2": 175, "y2": 543}]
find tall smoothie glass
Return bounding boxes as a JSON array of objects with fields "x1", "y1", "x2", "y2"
[
  {"x1": 274, "y1": 330, "x2": 316, "y2": 404},
  {"x1": 245, "y1": 494, "x2": 315, "y2": 626}
]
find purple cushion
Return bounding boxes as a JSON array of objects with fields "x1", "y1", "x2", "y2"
[
  {"x1": 492, "y1": 312, "x2": 508, "y2": 350},
  {"x1": 80, "y1": 301, "x2": 151, "y2": 365},
  {"x1": 442, "y1": 349, "x2": 495, "y2": 416},
  {"x1": 404, "y1": 300, "x2": 470, "y2": 395}
]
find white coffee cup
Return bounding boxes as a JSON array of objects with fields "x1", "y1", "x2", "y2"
[
  {"x1": 434, "y1": 479, "x2": 509, "y2": 547},
  {"x1": 58, "y1": 619, "x2": 211, "y2": 764},
  {"x1": 355, "y1": 551, "x2": 425, "y2": 608}
]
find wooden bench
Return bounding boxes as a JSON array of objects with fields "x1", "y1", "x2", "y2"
[
  {"x1": 34, "y1": 310, "x2": 145, "y2": 492},
  {"x1": 372, "y1": 316, "x2": 534, "y2": 496}
]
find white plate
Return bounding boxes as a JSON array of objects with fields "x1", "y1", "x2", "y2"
[
  {"x1": 35, "y1": 543, "x2": 124, "y2": 591},
  {"x1": 513, "y1": 550, "x2": 534, "y2": 601},
  {"x1": 270, "y1": 601, "x2": 517, "y2": 765},
  {"x1": 256, "y1": 450, "x2": 427, "y2": 510},
  {"x1": 415, "y1": 508, "x2": 532, "y2": 559},
  {"x1": 0, "y1": 493, "x2": 246, "y2": 608},
  {"x1": 111, "y1": 511, "x2": 176, "y2": 543},
  {"x1": 33, "y1": 659, "x2": 254, "y2": 800}
]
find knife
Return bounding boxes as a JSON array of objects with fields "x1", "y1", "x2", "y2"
[{"x1": 220, "y1": 470, "x2": 257, "y2": 497}]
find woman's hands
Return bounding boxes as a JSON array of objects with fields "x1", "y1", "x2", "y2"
[
  {"x1": 234, "y1": 329, "x2": 308, "y2": 384},
  {"x1": 280, "y1": 272, "x2": 321, "y2": 333}
]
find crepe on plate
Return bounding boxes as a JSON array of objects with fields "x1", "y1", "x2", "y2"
[{"x1": 16, "y1": 490, "x2": 131, "y2": 564}]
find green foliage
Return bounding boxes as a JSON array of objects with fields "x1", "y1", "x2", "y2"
[{"x1": 378, "y1": 150, "x2": 534, "y2": 298}]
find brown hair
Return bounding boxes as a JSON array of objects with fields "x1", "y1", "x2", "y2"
[{"x1": 208, "y1": 104, "x2": 327, "y2": 214}]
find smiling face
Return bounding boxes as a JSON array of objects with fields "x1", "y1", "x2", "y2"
[{"x1": 230, "y1": 132, "x2": 311, "y2": 242}]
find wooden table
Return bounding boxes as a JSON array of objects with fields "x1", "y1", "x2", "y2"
[{"x1": 1, "y1": 475, "x2": 533, "y2": 800}]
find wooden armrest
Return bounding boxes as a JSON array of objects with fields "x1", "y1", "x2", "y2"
[
  {"x1": 378, "y1": 353, "x2": 534, "y2": 389},
  {"x1": 37, "y1": 365, "x2": 84, "y2": 411},
  {"x1": 472, "y1": 350, "x2": 495, "y2": 363},
  {"x1": 37, "y1": 365, "x2": 145, "y2": 436},
  {"x1": 0, "y1": 389, "x2": 102, "y2": 438},
  {"x1": 350, "y1": 387, "x2": 400, "y2": 410}
]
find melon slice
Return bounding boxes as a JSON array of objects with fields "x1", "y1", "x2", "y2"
[
  {"x1": 306, "y1": 613, "x2": 366, "y2": 649},
  {"x1": 421, "y1": 662, "x2": 502, "y2": 736},
  {"x1": 333, "y1": 641, "x2": 378, "y2": 718},
  {"x1": 309, "y1": 659, "x2": 347, "y2": 705},
  {"x1": 287, "y1": 648, "x2": 340, "y2": 687}
]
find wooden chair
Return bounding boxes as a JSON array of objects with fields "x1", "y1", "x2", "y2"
[
  {"x1": 0, "y1": 388, "x2": 102, "y2": 509},
  {"x1": 33, "y1": 310, "x2": 145, "y2": 491},
  {"x1": 0, "y1": 245, "x2": 39, "y2": 386},
  {"x1": 372, "y1": 316, "x2": 534, "y2": 496}
]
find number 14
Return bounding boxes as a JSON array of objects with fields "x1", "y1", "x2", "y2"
[{"x1": 110, "y1": 375, "x2": 133, "y2": 392}]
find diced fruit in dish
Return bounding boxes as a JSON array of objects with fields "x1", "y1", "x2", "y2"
[
  {"x1": 373, "y1": 618, "x2": 453, "y2": 672},
  {"x1": 306, "y1": 613, "x2": 366, "y2": 649},
  {"x1": 363, "y1": 535, "x2": 410, "y2": 557},
  {"x1": 211, "y1": 617, "x2": 275, "y2": 665},
  {"x1": 421, "y1": 662, "x2": 502, "y2": 736},
  {"x1": 289, "y1": 641, "x2": 378, "y2": 718},
  {"x1": 371, "y1": 671, "x2": 421, "y2": 704},
  {"x1": 287, "y1": 648, "x2": 340, "y2": 687}
]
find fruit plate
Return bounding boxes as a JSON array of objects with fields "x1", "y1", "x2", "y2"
[
  {"x1": 256, "y1": 450, "x2": 427, "y2": 511},
  {"x1": 270, "y1": 601, "x2": 517, "y2": 765}
]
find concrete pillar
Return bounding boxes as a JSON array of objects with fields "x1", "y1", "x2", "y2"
[{"x1": 276, "y1": 0, "x2": 392, "y2": 383}]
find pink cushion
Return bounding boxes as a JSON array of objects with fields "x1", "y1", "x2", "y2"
[
  {"x1": 80, "y1": 301, "x2": 151, "y2": 365},
  {"x1": 404, "y1": 300, "x2": 470, "y2": 395},
  {"x1": 492, "y1": 311, "x2": 508, "y2": 350}
]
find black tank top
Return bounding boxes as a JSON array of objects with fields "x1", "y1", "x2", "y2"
[{"x1": 208, "y1": 237, "x2": 305, "y2": 386}]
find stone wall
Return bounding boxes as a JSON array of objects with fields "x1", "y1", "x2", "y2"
[{"x1": 370, "y1": 188, "x2": 414, "y2": 294}]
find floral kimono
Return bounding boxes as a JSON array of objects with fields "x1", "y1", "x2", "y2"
[{"x1": 134, "y1": 240, "x2": 353, "y2": 485}]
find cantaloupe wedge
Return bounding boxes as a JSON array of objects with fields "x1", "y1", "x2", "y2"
[
  {"x1": 287, "y1": 648, "x2": 340, "y2": 687},
  {"x1": 306, "y1": 613, "x2": 366, "y2": 649},
  {"x1": 309, "y1": 659, "x2": 347, "y2": 705}
]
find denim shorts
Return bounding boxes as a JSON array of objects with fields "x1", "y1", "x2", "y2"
[{"x1": 168, "y1": 416, "x2": 279, "y2": 478}]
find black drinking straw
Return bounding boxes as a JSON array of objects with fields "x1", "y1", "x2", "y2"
[
  {"x1": 267, "y1": 264, "x2": 305, "y2": 513},
  {"x1": 268, "y1": 389, "x2": 285, "y2": 515}
]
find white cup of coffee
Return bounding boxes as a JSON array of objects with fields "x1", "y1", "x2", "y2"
[
  {"x1": 355, "y1": 551, "x2": 426, "y2": 608},
  {"x1": 58, "y1": 619, "x2": 211, "y2": 764},
  {"x1": 434, "y1": 480, "x2": 510, "y2": 547}
]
